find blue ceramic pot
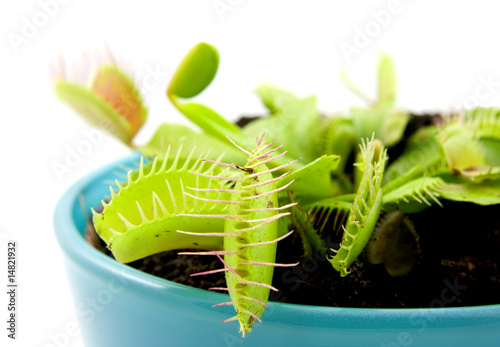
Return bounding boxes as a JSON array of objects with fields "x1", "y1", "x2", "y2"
[{"x1": 54, "y1": 156, "x2": 500, "y2": 347}]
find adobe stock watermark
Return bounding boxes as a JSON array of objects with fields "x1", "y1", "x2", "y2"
[
  {"x1": 222, "y1": 331, "x2": 245, "y2": 347},
  {"x1": 52, "y1": 127, "x2": 105, "y2": 183},
  {"x1": 43, "y1": 320, "x2": 81, "y2": 347},
  {"x1": 213, "y1": 0, "x2": 243, "y2": 21},
  {"x1": 7, "y1": 0, "x2": 71, "y2": 54},
  {"x1": 460, "y1": 74, "x2": 500, "y2": 110},
  {"x1": 140, "y1": 64, "x2": 169, "y2": 94},
  {"x1": 380, "y1": 277, "x2": 468, "y2": 347},
  {"x1": 339, "y1": 0, "x2": 413, "y2": 63},
  {"x1": 75, "y1": 277, "x2": 127, "y2": 323},
  {"x1": 43, "y1": 277, "x2": 127, "y2": 347}
]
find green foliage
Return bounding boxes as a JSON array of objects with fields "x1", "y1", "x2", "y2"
[
  {"x1": 438, "y1": 121, "x2": 485, "y2": 171},
  {"x1": 383, "y1": 126, "x2": 443, "y2": 184},
  {"x1": 437, "y1": 177, "x2": 500, "y2": 205},
  {"x1": 139, "y1": 123, "x2": 247, "y2": 165},
  {"x1": 366, "y1": 210, "x2": 420, "y2": 276},
  {"x1": 56, "y1": 43, "x2": 500, "y2": 336},
  {"x1": 278, "y1": 155, "x2": 340, "y2": 198},
  {"x1": 328, "y1": 138, "x2": 387, "y2": 276},
  {"x1": 92, "y1": 148, "x2": 231, "y2": 263},
  {"x1": 166, "y1": 43, "x2": 247, "y2": 146},
  {"x1": 383, "y1": 176, "x2": 444, "y2": 213},
  {"x1": 464, "y1": 107, "x2": 500, "y2": 166},
  {"x1": 377, "y1": 54, "x2": 397, "y2": 102},
  {"x1": 220, "y1": 140, "x2": 295, "y2": 336},
  {"x1": 341, "y1": 54, "x2": 410, "y2": 147},
  {"x1": 55, "y1": 64, "x2": 147, "y2": 144},
  {"x1": 167, "y1": 43, "x2": 219, "y2": 99},
  {"x1": 317, "y1": 116, "x2": 354, "y2": 174},
  {"x1": 250, "y1": 85, "x2": 322, "y2": 163}
]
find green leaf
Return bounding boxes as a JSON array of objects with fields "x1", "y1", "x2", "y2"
[
  {"x1": 344, "y1": 54, "x2": 408, "y2": 148},
  {"x1": 464, "y1": 107, "x2": 500, "y2": 140},
  {"x1": 248, "y1": 86, "x2": 321, "y2": 162},
  {"x1": 328, "y1": 139, "x2": 387, "y2": 276},
  {"x1": 378, "y1": 54, "x2": 396, "y2": 103},
  {"x1": 437, "y1": 122, "x2": 485, "y2": 171},
  {"x1": 171, "y1": 102, "x2": 246, "y2": 146},
  {"x1": 436, "y1": 178, "x2": 500, "y2": 205},
  {"x1": 482, "y1": 139, "x2": 500, "y2": 166},
  {"x1": 318, "y1": 116, "x2": 355, "y2": 173},
  {"x1": 382, "y1": 166, "x2": 424, "y2": 196},
  {"x1": 167, "y1": 43, "x2": 219, "y2": 98},
  {"x1": 55, "y1": 64, "x2": 147, "y2": 145},
  {"x1": 218, "y1": 139, "x2": 296, "y2": 336},
  {"x1": 93, "y1": 151, "x2": 231, "y2": 263},
  {"x1": 384, "y1": 126, "x2": 443, "y2": 185},
  {"x1": 463, "y1": 107, "x2": 500, "y2": 166},
  {"x1": 167, "y1": 43, "x2": 246, "y2": 145},
  {"x1": 138, "y1": 123, "x2": 247, "y2": 165},
  {"x1": 383, "y1": 176, "x2": 444, "y2": 213},
  {"x1": 243, "y1": 116, "x2": 301, "y2": 159},
  {"x1": 454, "y1": 165, "x2": 500, "y2": 182},
  {"x1": 291, "y1": 96, "x2": 322, "y2": 160},
  {"x1": 366, "y1": 210, "x2": 419, "y2": 276},
  {"x1": 279, "y1": 155, "x2": 340, "y2": 198},
  {"x1": 255, "y1": 85, "x2": 299, "y2": 114},
  {"x1": 301, "y1": 195, "x2": 353, "y2": 235},
  {"x1": 289, "y1": 197, "x2": 327, "y2": 257},
  {"x1": 56, "y1": 81, "x2": 132, "y2": 143},
  {"x1": 351, "y1": 99, "x2": 394, "y2": 144},
  {"x1": 380, "y1": 110, "x2": 410, "y2": 147}
]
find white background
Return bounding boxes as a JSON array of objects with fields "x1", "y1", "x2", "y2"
[{"x1": 2, "y1": 1, "x2": 500, "y2": 346}]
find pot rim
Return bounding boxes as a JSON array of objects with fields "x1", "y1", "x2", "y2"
[{"x1": 54, "y1": 154, "x2": 500, "y2": 323}]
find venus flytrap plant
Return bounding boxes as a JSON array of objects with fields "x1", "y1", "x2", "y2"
[
  {"x1": 139, "y1": 123, "x2": 247, "y2": 165},
  {"x1": 340, "y1": 53, "x2": 410, "y2": 147},
  {"x1": 54, "y1": 46, "x2": 250, "y2": 167},
  {"x1": 54, "y1": 59, "x2": 147, "y2": 145},
  {"x1": 366, "y1": 210, "x2": 420, "y2": 277},
  {"x1": 91, "y1": 146, "x2": 233, "y2": 263},
  {"x1": 328, "y1": 137, "x2": 387, "y2": 276},
  {"x1": 177, "y1": 136, "x2": 299, "y2": 335},
  {"x1": 464, "y1": 107, "x2": 500, "y2": 166},
  {"x1": 381, "y1": 114, "x2": 500, "y2": 209},
  {"x1": 317, "y1": 116, "x2": 355, "y2": 180},
  {"x1": 288, "y1": 191, "x2": 328, "y2": 258},
  {"x1": 54, "y1": 42, "x2": 500, "y2": 337},
  {"x1": 247, "y1": 85, "x2": 322, "y2": 163},
  {"x1": 383, "y1": 126, "x2": 443, "y2": 185},
  {"x1": 382, "y1": 176, "x2": 444, "y2": 213},
  {"x1": 437, "y1": 120, "x2": 485, "y2": 174}
]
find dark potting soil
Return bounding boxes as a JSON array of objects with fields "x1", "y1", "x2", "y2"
[
  {"x1": 85, "y1": 200, "x2": 500, "y2": 308},
  {"x1": 85, "y1": 113, "x2": 500, "y2": 308}
]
